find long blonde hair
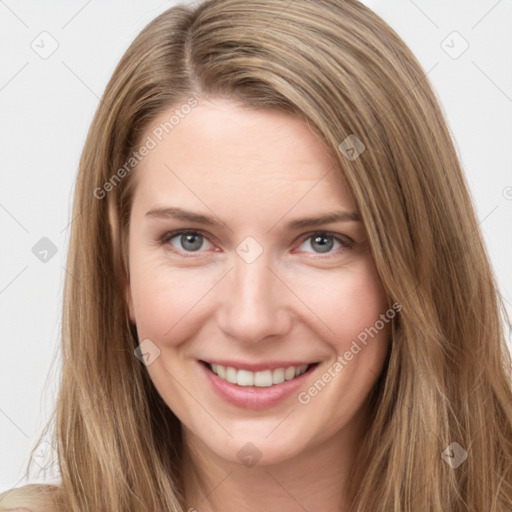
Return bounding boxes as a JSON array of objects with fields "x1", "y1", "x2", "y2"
[{"x1": 3, "y1": 0, "x2": 511, "y2": 510}]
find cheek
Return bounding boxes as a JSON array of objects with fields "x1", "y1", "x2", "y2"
[
  {"x1": 293, "y1": 261, "x2": 391, "y2": 432},
  {"x1": 308, "y1": 259, "x2": 390, "y2": 352},
  {"x1": 129, "y1": 243, "x2": 390, "y2": 354},
  {"x1": 129, "y1": 259, "x2": 219, "y2": 342}
]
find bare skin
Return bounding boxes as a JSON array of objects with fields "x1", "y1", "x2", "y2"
[{"x1": 125, "y1": 97, "x2": 391, "y2": 511}]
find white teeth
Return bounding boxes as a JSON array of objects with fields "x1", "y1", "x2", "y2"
[
  {"x1": 273, "y1": 368, "x2": 285, "y2": 384},
  {"x1": 237, "y1": 369, "x2": 254, "y2": 386},
  {"x1": 284, "y1": 366, "x2": 296, "y2": 380},
  {"x1": 254, "y1": 370, "x2": 273, "y2": 387},
  {"x1": 208, "y1": 363, "x2": 311, "y2": 387},
  {"x1": 225, "y1": 366, "x2": 237, "y2": 384}
]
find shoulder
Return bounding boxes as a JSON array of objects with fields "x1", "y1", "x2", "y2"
[{"x1": 0, "y1": 484, "x2": 61, "y2": 512}]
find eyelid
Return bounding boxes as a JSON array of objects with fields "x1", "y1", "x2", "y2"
[
  {"x1": 159, "y1": 228, "x2": 355, "y2": 257},
  {"x1": 292, "y1": 230, "x2": 355, "y2": 254},
  {"x1": 159, "y1": 229, "x2": 217, "y2": 255}
]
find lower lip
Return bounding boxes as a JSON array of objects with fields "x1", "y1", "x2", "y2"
[{"x1": 199, "y1": 361, "x2": 318, "y2": 409}]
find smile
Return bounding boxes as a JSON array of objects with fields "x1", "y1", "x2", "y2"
[
  {"x1": 208, "y1": 362, "x2": 312, "y2": 387},
  {"x1": 199, "y1": 360, "x2": 320, "y2": 409}
]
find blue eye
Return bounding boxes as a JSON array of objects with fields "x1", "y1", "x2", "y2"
[
  {"x1": 296, "y1": 232, "x2": 353, "y2": 255},
  {"x1": 163, "y1": 230, "x2": 214, "y2": 253},
  {"x1": 159, "y1": 230, "x2": 354, "y2": 257}
]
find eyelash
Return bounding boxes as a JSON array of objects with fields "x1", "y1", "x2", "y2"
[{"x1": 157, "y1": 229, "x2": 355, "y2": 258}]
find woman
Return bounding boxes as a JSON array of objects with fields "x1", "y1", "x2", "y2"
[{"x1": 1, "y1": 0, "x2": 511, "y2": 510}]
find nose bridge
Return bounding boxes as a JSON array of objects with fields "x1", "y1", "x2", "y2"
[{"x1": 217, "y1": 248, "x2": 291, "y2": 343}]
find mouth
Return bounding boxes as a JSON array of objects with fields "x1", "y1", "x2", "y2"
[{"x1": 200, "y1": 360, "x2": 319, "y2": 388}]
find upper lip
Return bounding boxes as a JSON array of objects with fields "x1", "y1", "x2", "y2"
[{"x1": 201, "y1": 359, "x2": 318, "y2": 372}]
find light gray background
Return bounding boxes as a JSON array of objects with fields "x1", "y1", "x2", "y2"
[{"x1": 1, "y1": 0, "x2": 511, "y2": 491}]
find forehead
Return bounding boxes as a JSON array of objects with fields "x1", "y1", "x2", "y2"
[{"x1": 131, "y1": 97, "x2": 356, "y2": 216}]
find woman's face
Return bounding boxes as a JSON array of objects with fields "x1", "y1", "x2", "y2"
[{"x1": 126, "y1": 97, "x2": 391, "y2": 466}]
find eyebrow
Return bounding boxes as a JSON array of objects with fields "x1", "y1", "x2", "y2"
[{"x1": 145, "y1": 206, "x2": 361, "y2": 229}]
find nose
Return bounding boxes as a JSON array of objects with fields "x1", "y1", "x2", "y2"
[{"x1": 216, "y1": 251, "x2": 293, "y2": 345}]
